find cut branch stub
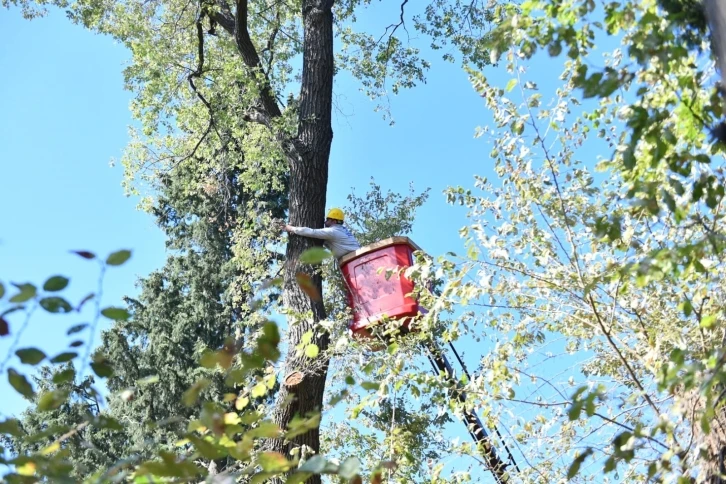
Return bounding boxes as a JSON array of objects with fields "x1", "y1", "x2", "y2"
[{"x1": 284, "y1": 371, "x2": 304, "y2": 387}]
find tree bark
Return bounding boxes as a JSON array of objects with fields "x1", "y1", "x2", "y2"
[
  {"x1": 267, "y1": 0, "x2": 335, "y2": 480},
  {"x1": 216, "y1": 0, "x2": 335, "y2": 480}
]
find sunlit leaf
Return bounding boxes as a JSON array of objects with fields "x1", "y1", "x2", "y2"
[
  {"x1": 9, "y1": 283, "x2": 36, "y2": 303},
  {"x1": 247, "y1": 421, "x2": 281, "y2": 438},
  {"x1": 16, "y1": 462, "x2": 36, "y2": 476},
  {"x1": 251, "y1": 382, "x2": 267, "y2": 398},
  {"x1": 37, "y1": 390, "x2": 70, "y2": 412},
  {"x1": 265, "y1": 374, "x2": 277, "y2": 389},
  {"x1": 304, "y1": 344, "x2": 319, "y2": 358},
  {"x1": 361, "y1": 381, "x2": 380, "y2": 391},
  {"x1": 258, "y1": 451, "x2": 290, "y2": 472},
  {"x1": 285, "y1": 413, "x2": 321, "y2": 439},
  {"x1": 286, "y1": 472, "x2": 313, "y2": 484},
  {"x1": 299, "y1": 247, "x2": 333, "y2": 264},
  {"x1": 224, "y1": 412, "x2": 241, "y2": 425},
  {"x1": 235, "y1": 396, "x2": 249, "y2": 410},
  {"x1": 101, "y1": 307, "x2": 130, "y2": 321},
  {"x1": 186, "y1": 434, "x2": 224, "y2": 460},
  {"x1": 40, "y1": 442, "x2": 60, "y2": 455},
  {"x1": 138, "y1": 375, "x2": 159, "y2": 385},
  {"x1": 106, "y1": 249, "x2": 132, "y2": 266}
]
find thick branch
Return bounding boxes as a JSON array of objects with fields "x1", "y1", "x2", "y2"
[
  {"x1": 232, "y1": 0, "x2": 282, "y2": 118},
  {"x1": 179, "y1": 7, "x2": 218, "y2": 166}
]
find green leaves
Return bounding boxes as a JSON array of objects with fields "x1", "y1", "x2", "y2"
[
  {"x1": 8, "y1": 369, "x2": 35, "y2": 398},
  {"x1": 247, "y1": 421, "x2": 281, "y2": 438},
  {"x1": 258, "y1": 452, "x2": 291, "y2": 472},
  {"x1": 67, "y1": 323, "x2": 88, "y2": 335},
  {"x1": 101, "y1": 307, "x2": 130, "y2": 321},
  {"x1": 42, "y1": 276, "x2": 69, "y2": 292},
  {"x1": 568, "y1": 448, "x2": 594, "y2": 479},
  {"x1": 338, "y1": 457, "x2": 361, "y2": 479},
  {"x1": 40, "y1": 297, "x2": 72, "y2": 313},
  {"x1": 256, "y1": 321, "x2": 281, "y2": 362},
  {"x1": 90, "y1": 356, "x2": 114, "y2": 378},
  {"x1": 298, "y1": 455, "x2": 327, "y2": 474},
  {"x1": 0, "y1": 418, "x2": 23, "y2": 437},
  {"x1": 106, "y1": 250, "x2": 132, "y2": 266},
  {"x1": 138, "y1": 375, "x2": 159, "y2": 385},
  {"x1": 251, "y1": 382, "x2": 268, "y2": 398},
  {"x1": 360, "y1": 381, "x2": 380, "y2": 391},
  {"x1": 304, "y1": 344, "x2": 319, "y2": 358},
  {"x1": 15, "y1": 348, "x2": 46, "y2": 365},
  {"x1": 37, "y1": 389, "x2": 70, "y2": 412},
  {"x1": 182, "y1": 379, "x2": 210, "y2": 407},
  {"x1": 52, "y1": 368, "x2": 75, "y2": 384},
  {"x1": 295, "y1": 272, "x2": 321, "y2": 301},
  {"x1": 9, "y1": 283, "x2": 36, "y2": 303},
  {"x1": 50, "y1": 352, "x2": 78, "y2": 364},
  {"x1": 299, "y1": 247, "x2": 332, "y2": 264}
]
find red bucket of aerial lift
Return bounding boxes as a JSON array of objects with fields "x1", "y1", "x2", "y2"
[{"x1": 339, "y1": 236, "x2": 423, "y2": 339}]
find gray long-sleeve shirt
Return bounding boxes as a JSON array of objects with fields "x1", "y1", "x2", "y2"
[{"x1": 288, "y1": 224, "x2": 361, "y2": 259}]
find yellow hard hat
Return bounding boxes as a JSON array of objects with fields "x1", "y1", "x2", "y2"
[{"x1": 326, "y1": 208, "x2": 344, "y2": 221}]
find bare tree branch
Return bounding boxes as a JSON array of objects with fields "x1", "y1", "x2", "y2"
[
  {"x1": 376, "y1": 0, "x2": 409, "y2": 44},
  {"x1": 233, "y1": 0, "x2": 282, "y2": 119}
]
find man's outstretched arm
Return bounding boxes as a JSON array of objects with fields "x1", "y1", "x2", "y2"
[{"x1": 284, "y1": 225, "x2": 337, "y2": 240}]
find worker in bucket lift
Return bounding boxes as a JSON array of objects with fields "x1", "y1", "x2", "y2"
[{"x1": 283, "y1": 208, "x2": 361, "y2": 260}]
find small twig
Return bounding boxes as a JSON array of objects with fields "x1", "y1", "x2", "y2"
[
  {"x1": 588, "y1": 293, "x2": 661, "y2": 417},
  {"x1": 79, "y1": 263, "x2": 106, "y2": 381},
  {"x1": 51, "y1": 421, "x2": 90, "y2": 447},
  {"x1": 0, "y1": 302, "x2": 38, "y2": 376}
]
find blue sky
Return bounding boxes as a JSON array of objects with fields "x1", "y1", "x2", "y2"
[
  {"x1": 0, "y1": 10, "x2": 165, "y2": 416},
  {"x1": 0, "y1": 3, "x2": 587, "y2": 480}
]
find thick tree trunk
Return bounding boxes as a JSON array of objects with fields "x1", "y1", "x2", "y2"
[
  {"x1": 268, "y1": 0, "x2": 335, "y2": 481},
  {"x1": 217, "y1": 0, "x2": 335, "y2": 479},
  {"x1": 694, "y1": 389, "x2": 726, "y2": 482}
]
